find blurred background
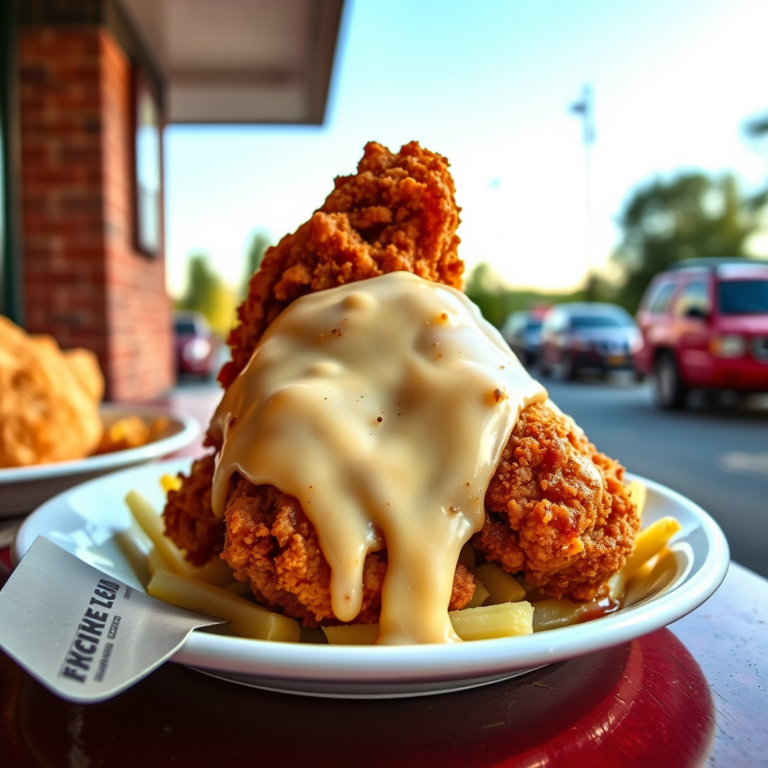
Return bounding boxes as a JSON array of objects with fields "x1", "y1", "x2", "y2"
[{"x1": 1, "y1": 0, "x2": 766, "y2": 574}]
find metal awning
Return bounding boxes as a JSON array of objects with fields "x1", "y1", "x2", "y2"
[{"x1": 120, "y1": 0, "x2": 344, "y2": 124}]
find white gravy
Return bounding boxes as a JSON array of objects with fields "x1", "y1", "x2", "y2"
[{"x1": 210, "y1": 272, "x2": 547, "y2": 644}]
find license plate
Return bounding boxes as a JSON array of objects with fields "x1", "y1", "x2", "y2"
[{"x1": 607, "y1": 354, "x2": 626, "y2": 365}]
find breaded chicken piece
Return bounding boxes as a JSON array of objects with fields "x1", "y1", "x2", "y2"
[
  {"x1": 164, "y1": 140, "x2": 471, "y2": 619},
  {"x1": 218, "y1": 140, "x2": 462, "y2": 390},
  {"x1": 222, "y1": 475, "x2": 476, "y2": 626},
  {"x1": 163, "y1": 140, "x2": 637, "y2": 625},
  {"x1": 0, "y1": 316, "x2": 103, "y2": 467},
  {"x1": 475, "y1": 401, "x2": 639, "y2": 602},
  {"x1": 163, "y1": 454, "x2": 224, "y2": 566}
]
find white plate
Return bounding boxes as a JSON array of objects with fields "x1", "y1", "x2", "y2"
[
  {"x1": 0, "y1": 405, "x2": 200, "y2": 518},
  {"x1": 12, "y1": 459, "x2": 729, "y2": 699}
]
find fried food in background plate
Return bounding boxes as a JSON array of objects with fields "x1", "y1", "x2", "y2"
[
  {"x1": 163, "y1": 141, "x2": 639, "y2": 630},
  {"x1": 0, "y1": 316, "x2": 104, "y2": 467},
  {"x1": 96, "y1": 415, "x2": 170, "y2": 455}
]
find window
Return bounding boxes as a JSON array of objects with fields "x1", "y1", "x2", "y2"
[
  {"x1": 132, "y1": 66, "x2": 162, "y2": 257},
  {"x1": 674, "y1": 280, "x2": 710, "y2": 317},
  {"x1": 718, "y1": 280, "x2": 768, "y2": 315},
  {"x1": 648, "y1": 282, "x2": 676, "y2": 314},
  {"x1": 571, "y1": 314, "x2": 632, "y2": 329}
]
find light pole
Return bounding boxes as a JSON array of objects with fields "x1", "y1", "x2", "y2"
[{"x1": 570, "y1": 84, "x2": 595, "y2": 302}]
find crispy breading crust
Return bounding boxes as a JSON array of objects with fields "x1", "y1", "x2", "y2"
[
  {"x1": 163, "y1": 455, "x2": 224, "y2": 566},
  {"x1": 476, "y1": 401, "x2": 639, "y2": 601},
  {"x1": 217, "y1": 141, "x2": 462, "y2": 392},
  {"x1": 222, "y1": 475, "x2": 475, "y2": 626}
]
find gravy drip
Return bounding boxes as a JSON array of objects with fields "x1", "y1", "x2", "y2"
[{"x1": 210, "y1": 272, "x2": 547, "y2": 644}]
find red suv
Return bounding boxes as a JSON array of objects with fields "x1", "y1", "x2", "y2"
[{"x1": 635, "y1": 258, "x2": 768, "y2": 408}]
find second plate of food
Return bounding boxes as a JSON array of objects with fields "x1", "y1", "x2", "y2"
[
  {"x1": 0, "y1": 406, "x2": 200, "y2": 518},
  {"x1": 12, "y1": 458, "x2": 729, "y2": 698}
]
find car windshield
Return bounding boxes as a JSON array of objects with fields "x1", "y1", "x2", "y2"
[
  {"x1": 718, "y1": 280, "x2": 768, "y2": 315},
  {"x1": 571, "y1": 314, "x2": 630, "y2": 329},
  {"x1": 174, "y1": 320, "x2": 197, "y2": 335},
  {"x1": 526, "y1": 319, "x2": 543, "y2": 331}
]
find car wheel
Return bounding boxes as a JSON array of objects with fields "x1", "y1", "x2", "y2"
[
  {"x1": 654, "y1": 353, "x2": 687, "y2": 409},
  {"x1": 538, "y1": 356, "x2": 552, "y2": 378}
]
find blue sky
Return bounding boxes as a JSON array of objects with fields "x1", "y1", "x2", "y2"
[{"x1": 164, "y1": 0, "x2": 768, "y2": 297}]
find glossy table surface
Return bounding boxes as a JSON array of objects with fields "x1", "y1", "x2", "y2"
[{"x1": 0, "y1": 389, "x2": 766, "y2": 767}]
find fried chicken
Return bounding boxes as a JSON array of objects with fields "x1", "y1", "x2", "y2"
[
  {"x1": 0, "y1": 316, "x2": 103, "y2": 467},
  {"x1": 218, "y1": 140, "x2": 462, "y2": 390},
  {"x1": 163, "y1": 455, "x2": 223, "y2": 566},
  {"x1": 163, "y1": 140, "x2": 639, "y2": 629},
  {"x1": 222, "y1": 475, "x2": 476, "y2": 626},
  {"x1": 476, "y1": 401, "x2": 639, "y2": 601}
]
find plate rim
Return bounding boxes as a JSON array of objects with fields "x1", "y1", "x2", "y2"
[
  {"x1": 11, "y1": 458, "x2": 730, "y2": 690},
  {"x1": 0, "y1": 404, "x2": 200, "y2": 485}
]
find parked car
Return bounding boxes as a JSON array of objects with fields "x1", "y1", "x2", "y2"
[
  {"x1": 634, "y1": 257, "x2": 768, "y2": 408},
  {"x1": 173, "y1": 311, "x2": 218, "y2": 378},
  {"x1": 501, "y1": 309, "x2": 546, "y2": 366},
  {"x1": 538, "y1": 302, "x2": 641, "y2": 380}
]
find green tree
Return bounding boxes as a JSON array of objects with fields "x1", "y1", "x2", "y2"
[
  {"x1": 240, "y1": 231, "x2": 272, "y2": 299},
  {"x1": 464, "y1": 263, "x2": 511, "y2": 328},
  {"x1": 176, "y1": 253, "x2": 236, "y2": 336},
  {"x1": 611, "y1": 173, "x2": 758, "y2": 311}
]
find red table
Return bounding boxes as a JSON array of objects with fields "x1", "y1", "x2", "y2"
[{"x1": 1, "y1": 389, "x2": 766, "y2": 767}]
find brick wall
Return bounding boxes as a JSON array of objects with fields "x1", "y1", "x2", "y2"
[
  {"x1": 99, "y1": 31, "x2": 172, "y2": 401},
  {"x1": 18, "y1": 26, "x2": 173, "y2": 401}
]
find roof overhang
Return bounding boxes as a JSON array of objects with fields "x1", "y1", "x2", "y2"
[{"x1": 120, "y1": 0, "x2": 344, "y2": 124}]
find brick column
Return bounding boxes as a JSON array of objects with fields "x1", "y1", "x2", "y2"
[{"x1": 18, "y1": 26, "x2": 173, "y2": 401}]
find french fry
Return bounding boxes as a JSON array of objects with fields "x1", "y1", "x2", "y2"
[
  {"x1": 114, "y1": 530, "x2": 151, "y2": 587},
  {"x1": 146, "y1": 547, "x2": 171, "y2": 577},
  {"x1": 161, "y1": 474, "x2": 182, "y2": 494},
  {"x1": 607, "y1": 570, "x2": 625, "y2": 601},
  {"x1": 191, "y1": 556, "x2": 235, "y2": 587},
  {"x1": 125, "y1": 490, "x2": 195, "y2": 578},
  {"x1": 474, "y1": 562, "x2": 526, "y2": 604},
  {"x1": 626, "y1": 480, "x2": 647, "y2": 518},
  {"x1": 449, "y1": 601, "x2": 533, "y2": 641},
  {"x1": 322, "y1": 602, "x2": 535, "y2": 645},
  {"x1": 467, "y1": 577, "x2": 490, "y2": 608},
  {"x1": 622, "y1": 516, "x2": 682, "y2": 582},
  {"x1": 147, "y1": 570, "x2": 300, "y2": 642},
  {"x1": 531, "y1": 598, "x2": 589, "y2": 631},
  {"x1": 224, "y1": 580, "x2": 254, "y2": 597},
  {"x1": 514, "y1": 577, "x2": 549, "y2": 603},
  {"x1": 623, "y1": 549, "x2": 679, "y2": 607}
]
